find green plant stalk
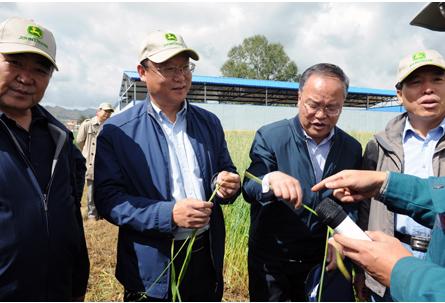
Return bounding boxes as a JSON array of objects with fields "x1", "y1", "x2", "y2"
[
  {"x1": 171, "y1": 241, "x2": 180, "y2": 302},
  {"x1": 244, "y1": 170, "x2": 317, "y2": 215},
  {"x1": 244, "y1": 170, "x2": 351, "y2": 295},
  {"x1": 148, "y1": 184, "x2": 221, "y2": 301},
  {"x1": 172, "y1": 183, "x2": 221, "y2": 302},
  {"x1": 146, "y1": 235, "x2": 190, "y2": 296}
]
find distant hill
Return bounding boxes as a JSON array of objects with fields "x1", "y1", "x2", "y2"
[{"x1": 44, "y1": 105, "x2": 96, "y2": 122}]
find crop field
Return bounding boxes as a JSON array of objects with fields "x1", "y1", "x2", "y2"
[{"x1": 82, "y1": 130, "x2": 373, "y2": 301}]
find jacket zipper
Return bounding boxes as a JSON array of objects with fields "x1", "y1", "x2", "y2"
[{"x1": 0, "y1": 119, "x2": 51, "y2": 235}]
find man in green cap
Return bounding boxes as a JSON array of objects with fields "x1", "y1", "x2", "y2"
[{"x1": 0, "y1": 17, "x2": 89, "y2": 300}]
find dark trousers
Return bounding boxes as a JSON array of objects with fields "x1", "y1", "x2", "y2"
[
  {"x1": 248, "y1": 249, "x2": 319, "y2": 302},
  {"x1": 124, "y1": 231, "x2": 219, "y2": 302}
]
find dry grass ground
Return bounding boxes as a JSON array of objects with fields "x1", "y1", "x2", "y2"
[{"x1": 83, "y1": 217, "x2": 123, "y2": 301}]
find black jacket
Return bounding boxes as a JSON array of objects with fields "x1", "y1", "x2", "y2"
[{"x1": 0, "y1": 105, "x2": 89, "y2": 301}]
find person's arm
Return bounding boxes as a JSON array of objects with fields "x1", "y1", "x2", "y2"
[
  {"x1": 94, "y1": 127, "x2": 177, "y2": 234},
  {"x1": 68, "y1": 135, "x2": 89, "y2": 300},
  {"x1": 242, "y1": 129, "x2": 302, "y2": 208},
  {"x1": 379, "y1": 173, "x2": 445, "y2": 227},
  {"x1": 76, "y1": 121, "x2": 87, "y2": 151},
  {"x1": 390, "y1": 255, "x2": 445, "y2": 301}
]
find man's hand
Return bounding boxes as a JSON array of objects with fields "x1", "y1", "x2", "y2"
[
  {"x1": 216, "y1": 171, "x2": 240, "y2": 199},
  {"x1": 325, "y1": 242, "x2": 339, "y2": 271},
  {"x1": 311, "y1": 170, "x2": 388, "y2": 202},
  {"x1": 331, "y1": 231, "x2": 412, "y2": 287},
  {"x1": 268, "y1": 171, "x2": 303, "y2": 208},
  {"x1": 172, "y1": 199, "x2": 213, "y2": 228}
]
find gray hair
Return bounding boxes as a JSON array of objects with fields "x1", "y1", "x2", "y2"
[{"x1": 299, "y1": 63, "x2": 349, "y2": 98}]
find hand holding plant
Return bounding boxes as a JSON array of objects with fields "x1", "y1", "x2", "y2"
[
  {"x1": 172, "y1": 199, "x2": 213, "y2": 228},
  {"x1": 267, "y1": 171, "x2": 303, "y2": 208},
  {"x1": 215, "y1": 171, "x2": 241, "y2": 199}
]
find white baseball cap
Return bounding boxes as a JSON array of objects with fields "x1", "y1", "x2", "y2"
[
  {"x1": 98, "y1": 102, "x2": 114, "y2": 112},
  {"x1": 396, "y1": 49, "x2": 445, "y2": 85},
  {"x1": 0, "y1": 17, "x2": 58, "y2": 70},
  {"x1": 138, "y1": 30, "x2": 199, "y2": 64}
]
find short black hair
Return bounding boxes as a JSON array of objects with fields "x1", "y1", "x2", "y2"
[
  {"x1": 140, "y1": 58, "x2": 149, "y2": 69},
  {"x1": 299, "y1": 63, "x2": 349, "y2": 98}
]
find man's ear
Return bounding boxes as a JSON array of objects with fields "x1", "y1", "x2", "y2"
[
  {"x1": 137, "y1": 64, "x2": 147, "y2": 82},
  {"x1": 396, "y1": 89, "x2": 404, "y2": 105}
]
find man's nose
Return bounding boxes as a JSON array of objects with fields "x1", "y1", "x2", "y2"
[
  {"x1": 315, "y1": 108, "x2": 328, "y2": 118},
  {"x1": 16, "y1": 70, "x2": 35, "y2": 85},
  {"x1": 423, "y1": 82, "x2": 435, "y2": 94}
]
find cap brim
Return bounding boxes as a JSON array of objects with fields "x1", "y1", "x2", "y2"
[
  {"x1": 398, "y1": 62, "x2": 445, "y2": 84},
  {"x1": 0, "y1": 43, "x2": 58, "y2": 70},
  {"x1": 148, "y1": 48, "x2": 199, "y2": 64},
  {"x1": 410, "y1": 2, "x2": 445, "y2": 32}
]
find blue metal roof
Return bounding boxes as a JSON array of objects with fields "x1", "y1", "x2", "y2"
[
  {"x1": 367, "y1": 105, "x2": 406, "y2": 112},
  {"x1": 123, "y1": 71, "x2": 396, "y2": 97}
]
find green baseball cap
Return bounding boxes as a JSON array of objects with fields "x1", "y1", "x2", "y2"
[
  {"x1": 138, "y1": 30, "x2": 199, "y2": 64},
  {"x1": 396, "y1": 49, "x2": 445, "y2": 85},
  {"x1": 0, "y1": 17, "x2": 58, "y2": 70}
]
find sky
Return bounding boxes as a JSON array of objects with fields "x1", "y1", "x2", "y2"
[{"x1": 0, "y1": 2, "x2": 441, "y2": 109}]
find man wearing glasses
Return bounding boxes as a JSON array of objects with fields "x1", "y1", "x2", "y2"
[
  {"x1": 94, "y1": 30, "x2": 240, "y2": 301},
  {"x1": 242, "y1": 63, "x2": 363, "y2": 301}
]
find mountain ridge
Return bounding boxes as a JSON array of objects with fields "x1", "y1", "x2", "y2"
[{"x1": 43, "y1": 105, "x2": 96, "y2": 122}]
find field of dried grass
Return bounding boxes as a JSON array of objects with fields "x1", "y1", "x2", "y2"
[{"x1": 81, "y1": 130, "x2": 372, "y2": 301}]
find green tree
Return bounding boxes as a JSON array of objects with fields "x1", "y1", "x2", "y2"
[{"x1": 221, "y1": 35, "x2": 300, "y2": 81}]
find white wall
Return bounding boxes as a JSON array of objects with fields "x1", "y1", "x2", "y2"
[{"x1": 194, "y1": 103, "x2": 399, "y2": 133}]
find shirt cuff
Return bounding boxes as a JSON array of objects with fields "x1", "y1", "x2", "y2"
[
  {"x1": 262, "y1": 173, "x2": 271, "y2": 193},
  {"x1": 376, "y1": 171, "x2": 391, "y2": 201}
]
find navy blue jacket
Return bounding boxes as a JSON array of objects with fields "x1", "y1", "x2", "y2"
[
  {"x1": 94, "y1": 100, "x2": 238, "y2": 299},
  {"x1": 242, "y1": 117, "x2": 362, "y2": 260},
  {"x1": 0, "y1": 105, "x2": 89, "y2": 300}
]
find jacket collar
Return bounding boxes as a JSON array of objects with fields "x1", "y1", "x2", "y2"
[{"x1": 375, "y1": 113, "x2": 407, "y2": 153}]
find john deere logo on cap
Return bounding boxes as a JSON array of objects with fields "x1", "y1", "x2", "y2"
[
  {"x1": 27, "y1": 26, "x2": 43, "y2": 39},
  {"x1": 165, "y1": 33, "x2": 177, "y2": 41},
  {"x1": 412, "y1": 51, "x2": 426, "y2": 61}
]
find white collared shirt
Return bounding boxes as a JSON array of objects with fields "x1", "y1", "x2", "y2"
[
  {"x1": 262, "y1": 128, "x2": 335, "y2": 192},
  {"x1": 151, "y1": 101, "x2": 208, "y2": 240},
  {"x1": 397, "y1": 117, "x2": 445, "y2": 258}
]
